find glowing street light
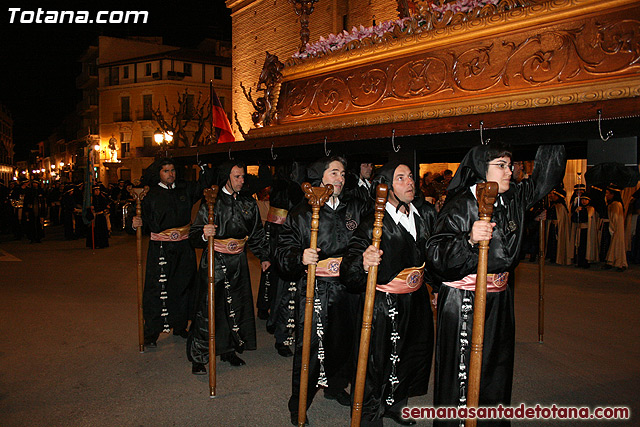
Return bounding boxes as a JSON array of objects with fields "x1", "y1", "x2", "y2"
[{"x1": 154, "y1": 128, "x2": 174, "y2": 156}]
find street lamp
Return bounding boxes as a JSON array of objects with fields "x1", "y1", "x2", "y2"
[{"x1": 154, "y1": 128, "x2": 174, "y2": 157}]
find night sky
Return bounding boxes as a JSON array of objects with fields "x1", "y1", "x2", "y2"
[{"x1": 1, "y1": 0, "x2": 231, "y2": 161}]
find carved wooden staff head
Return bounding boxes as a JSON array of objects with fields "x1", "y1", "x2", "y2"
[
  {"x1": 371, "y1": 184, "x2": 388, "y2": 246},
  {"x1": 132, "y1": 186, "x2": 150, "y2": 216},
  {"x1": 301, "y1": 182, "x2": 333, "y2": 249},
  {"x1": 301, "y1": 182, "x2": 334, "y2": 208},
  {"x1": 131, "y1": 186, "x2": 150, "y2": 203},
  {"x1": 476, "y1": 182, "x2": 498, "y2": 221},
  {"x1": 204, "y1": 186, "x2": 219, "y2": 223}
]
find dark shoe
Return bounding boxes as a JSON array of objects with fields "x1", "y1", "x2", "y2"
[
  {"x1": 601, "y1": 264, "x2": 613, "y2": 270},
  {"x1": 290, "y1": 413, "x2": 309, "y2": 426},
  {"x1": 173, "y1": 329, "x2": 188, "y2": 338},
  {"x1": 257, "y1": 309, "x2": 269, "y2": 320},
  {"x1": 221, "y1": 352, "x2": 246, "y2": 366},
  {"x1": 616, "y1": 267, "x2": 627, "y2": 272},
  {"x1": 144, "y1": 339, "x2": 157, "y2": 348},
  {"x1": 324, "y1": 388, "x2": 350, "y2": 407},
  {"x1": 192, "y1": 363, "x2": 206, "y2": 375},
  {"x1": 275, "y1": 342, "x2": 293, "y2": 357},
  {"x1": 385, "y1": 411, "x2": 416, "y2": 425}
]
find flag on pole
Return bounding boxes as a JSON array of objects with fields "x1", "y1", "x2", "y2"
[{"x1": 211, "y1": 82, "x2": 235, "y2": 144}]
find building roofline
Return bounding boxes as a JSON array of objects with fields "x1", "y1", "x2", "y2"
[{"x1": 99, "y1": 48, "x2": 231, "y2": 67}]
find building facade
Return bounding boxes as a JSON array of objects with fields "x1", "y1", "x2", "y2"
[
  {"x1": 63, "y1": 36, "x2": 232, "y2": 184},
  {"x1": 226, "y1": 0, "x2": 398, "y2": 141},
  {"x1": 0, "y1": 103, "x2": 15, "y2": 185}
]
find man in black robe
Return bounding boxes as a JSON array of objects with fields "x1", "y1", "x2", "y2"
[
  {"x1": 188, "y1": 161, "x2": 270, "y2": 372},
  {"x1": 86, "y1": 185, "x2": 110, "y2": 249},
  {"x1": 276, "y1": 156, "x2": 370, "y2": 425},
  {"x1": 22, "y1": 180, "x2": 46, "y2": 243},
  {"x1": 426, "y1": 143, "x2": 565, "y2": 426},
  {"x1": 258, "y1": 163, "x2": 305, "y2": 357},
  {"x1": 132, "y1": 158, "x2": 213, "y2": 348},
  {"x1": 341, "y1": 162, "x2": 436, "y2": 426}
]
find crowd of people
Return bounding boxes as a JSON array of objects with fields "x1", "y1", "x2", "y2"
[
  {"x1": 516, "y1": 182, "x2": 640, "y2": 273},
  {"x1": 0, "y1": 178, "x2": 136, "y2": 247},
  {"x1": 126, "y1": 143, "x2": 566, "y2": 427},
  {"x1": 2, "y1": 144, "x2": 638, "y2": 426}
]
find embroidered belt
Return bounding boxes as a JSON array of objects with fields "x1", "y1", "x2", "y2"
[
  {"x1": 316, "y1": 257, "x2": 342, "y2": 277},
  {"x1": 443, "y1": 272, "x2": 509, "y2": 293},
  {"x1": 150, "y1": 224, "x2": 190, "y2": 242},
  {"x1": 376, "y1": 263, "x2": 425, "y2": 294},
  {"x1": 214, "y1": 237, "x2": 248, "y2": 254},
  {"x1": 266, "y1": 206, "x2": 288, "y2": 225}
]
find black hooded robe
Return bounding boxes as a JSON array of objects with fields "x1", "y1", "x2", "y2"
[
  {"x1": 86, "y1": 192, "x2": 110, "y2": 249},
  {"x1": 426, "y1": 145, "x2": 566, "y2": 427},
  {"x1": 141, "y1": 170, "x2": 212, "y2": 343},
  {"x1": 260, "y1": 171, "x2": 305, "y2": 346},
  {"x1": 187, "y1": 189, "x2": 270, "y2": 362},
  {"x1": 276, "y1": 193, "x2": 370, "y2": 415},
  {"x1": 341, "y1": 201, "x2": 436, "y2": 423}
]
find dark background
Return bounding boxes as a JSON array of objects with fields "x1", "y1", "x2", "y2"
[{"x1": 0, "y1": 0, "x2": 232, "y2": 160}]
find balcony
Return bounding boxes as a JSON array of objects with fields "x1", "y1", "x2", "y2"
[
  {"x1": 167, "y1": 70, "x2": 185, "y2": 80},
  {"x1": 135, "y1": 145, "x2": 161, "y2": 157},
  {"x1": 76, "y1": 72, "x2": 98, "y2": 89},
  {"x1": 113, "y1": 112, "x2": 132, "y2": 122},
  {"x1": 77, "y1": 98, "x2": 98, "y2": 114},
  {"x1": 136, "y1": 110, "x2": 154, "y2": 121}
]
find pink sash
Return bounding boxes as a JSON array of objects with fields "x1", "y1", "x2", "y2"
[
  {"x1": 376, "y1": 264, "x2": 425, "y2": 294},
  {"x1": 266, "y1": 206, "x2": 288, "y2": 225},
  {"x1": 443, "y1": 272, "x2": 509, "y2": 293},
  {"x1": 316, "y1": 257, "x2": 342, "y2": 277}
]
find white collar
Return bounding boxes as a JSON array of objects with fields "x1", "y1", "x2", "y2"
[
  {"x1": 358, "y1": 177, "x2": 371, "y2": 188},
  {"x1": 326, "y1": 196, "x2": 340, "y2": 210},
  {"x1": 158, "y1": 182, "x2": 175, "y2": 189},
  {"x1": 222, "y1": 186, "x2": 232, "y2": 196},
  {"x1": 385, "y1": 201, "x2": 419, "y2": 222},
  {"x1": 385, "y1": 201, "x2": 419, "y2": 240}
]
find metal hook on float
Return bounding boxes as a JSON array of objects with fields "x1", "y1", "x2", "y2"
[
  {"x1": 479, "y1": 121, "x2": 491, "y2": 145},
  {"x1": 391, "y1": 129, "x2": 400, "y2": 153},
  {"x1": 597, "y1": 109, "x2": 613, "y2": 142}
]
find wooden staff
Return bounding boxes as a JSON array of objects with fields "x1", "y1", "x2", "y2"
[
  {"x1": 538, "y1": 215, "x2": 546, "y2": 343},
  {"x1": 351, "y1": 184, "x2": 388, "y2": 427},
  {"x1": 466, "y1": 181, "x2": 498, "y2": 427},
  {"x1": 204, "y1": 186, "x2": 220, "y2": 398},
  {"x1": 298, "y1": 182, "x2": 334, "y2": 427},
  {"x1": 132, "y1": 186, "x2": 149, "y2": 353}
]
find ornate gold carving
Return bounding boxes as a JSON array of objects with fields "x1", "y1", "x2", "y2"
[
  {"x1": 247, "y1": 75, "x2": 640, "y2": 138},
  {"x1": 283, "y1": 0, "x2": 637, "y2": 80},
  {"x1": 277, "y1": 12, "x2": 640, "y2": 123}
]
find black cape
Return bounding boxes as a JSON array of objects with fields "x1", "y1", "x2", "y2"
[
  {"x1": 341, "y1": 202, "x2": 436, "y2": 421},
  {"x1": 275, "y1": 193, "x2": 370, "y2": 413},
  {"x1": 188, "y1": 189, "x2": 269, "y2": 361},
  {"x1": 426, "y1": 145, "x2": 566, "y2": 426},
  {"x1": 141, "y1": 171, "x2": 213, "y2": 342}
]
